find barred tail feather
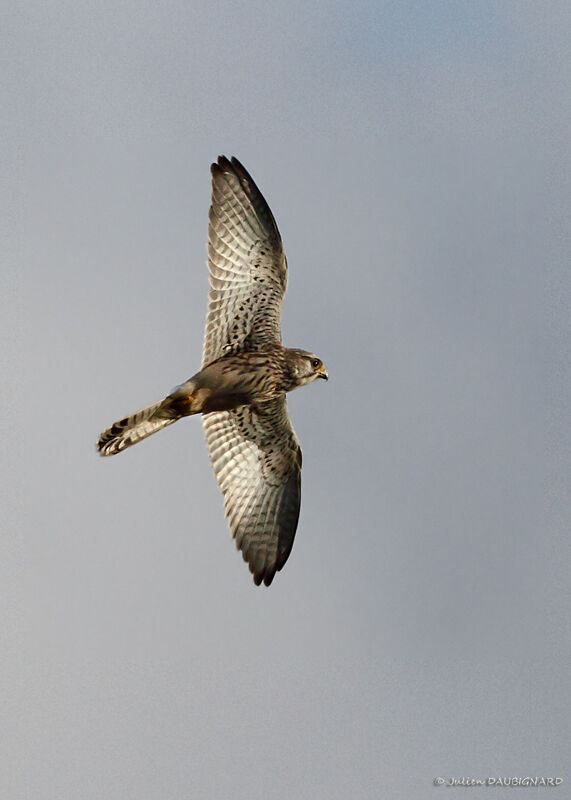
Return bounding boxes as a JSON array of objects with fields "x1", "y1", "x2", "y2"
[{"x1": 97, "y1": 399, "x2": 179, "y2": 456}]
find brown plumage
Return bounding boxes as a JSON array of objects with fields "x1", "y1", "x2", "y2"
[{"x1": 97, "y1": 157, "x2": 327, "y2": 586}]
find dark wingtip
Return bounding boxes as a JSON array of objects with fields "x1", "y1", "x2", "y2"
[
  {"x1": 211, "y1": 155, "x2": 231, "y2": 175},
  {"x1": 252, "y1": 570, "x2": 275, "y2": 587},
  {"x1": 210, "y1": 155, "x2": 281, "y2": 246},
  {"x1": 229, "y1": 156, "x2": 249, "y2": 178},
  {"x1": 228, "y1": 158, "x2": 260, "y2": 197},
  {"x1": 211, "y1": 155, "x2": 250, "y2": 181}
]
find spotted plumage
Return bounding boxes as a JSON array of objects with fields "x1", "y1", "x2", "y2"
[{"x1": 97, "y1": 156, "x2": 327, "y2": 585}]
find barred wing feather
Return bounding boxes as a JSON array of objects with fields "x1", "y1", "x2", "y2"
[
  {"x1": 203, "y1": 156, "x2": 288, "y2": 367},
  {"x1": 202, "y1": 397, "x2": 301, "y2": 586}
]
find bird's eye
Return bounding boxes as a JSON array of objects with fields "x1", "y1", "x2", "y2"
[{"x1": 311, "y1": 358, "x2": 320, "y2": 368}]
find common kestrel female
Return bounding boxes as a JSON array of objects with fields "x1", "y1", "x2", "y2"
[{"x1": 97, "y1": 157, "x2": 327, "y2": 586}]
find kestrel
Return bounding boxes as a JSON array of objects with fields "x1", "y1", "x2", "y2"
[{"x1": 97, "y1": 156, "x2": 327, "y2": 586}]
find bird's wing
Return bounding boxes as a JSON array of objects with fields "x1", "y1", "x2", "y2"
[
  {"x1": 202, "y1": 396, "x2": 302, "y2": 586},
  {"x1": 202, "y1": 156, "x2": 288, "y2": 367}
]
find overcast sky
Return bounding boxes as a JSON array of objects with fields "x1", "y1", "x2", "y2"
[{"x1": 4, "y1": 1, "x2": 571, "y2": 798}]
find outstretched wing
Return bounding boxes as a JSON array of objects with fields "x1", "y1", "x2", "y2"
[
  {"x1": 202, "y1": 156, "x2": 288, "y2": 367},
  {"x1": 202, "y1": 397, "x2": 302, "y2": 586}
]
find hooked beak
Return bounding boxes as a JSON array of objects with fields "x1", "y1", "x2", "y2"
[{"x1": 318, "y1": 368, "x2": 328, "y2": 381}]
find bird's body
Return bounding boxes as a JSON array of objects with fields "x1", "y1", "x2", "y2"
[
  {"x1": 98, "y1": 346, "x2": 322, "y2": 451},
  {"x1": 97, "y1": 157, "x2": 327, "y2": 585}
]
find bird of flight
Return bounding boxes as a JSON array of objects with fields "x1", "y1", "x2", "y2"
[{"x1": 97, "y1": 156, "x2": 328, "y2": 586}]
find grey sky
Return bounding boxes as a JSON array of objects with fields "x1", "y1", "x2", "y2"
[{"x1": 4, "y1": 1, "x2": 570, "y2": 798}]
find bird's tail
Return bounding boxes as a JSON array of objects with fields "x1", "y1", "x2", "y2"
[{"x1": 97, "y1": 398, "x2": 180, "y2": 456}]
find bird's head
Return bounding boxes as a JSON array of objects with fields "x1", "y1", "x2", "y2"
[{"x1": 286, "y1": 349, "x2": 328, "y2": 389}]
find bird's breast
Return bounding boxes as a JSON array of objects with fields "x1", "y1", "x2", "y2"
[{"x1": 195, "y1": 350, "x2": 287, "y2": 409}]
